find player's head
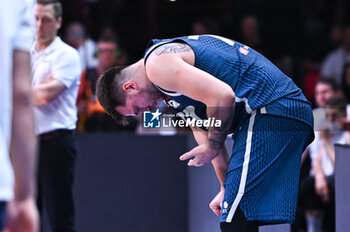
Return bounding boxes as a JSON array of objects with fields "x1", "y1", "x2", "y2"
[
  {"x1": 96, "y1": 62, "x2": 163, "y2": 124},
  {"x1": 314, "y1": 77, "x2": 339, "y2": 107},
  {"x1": 34, "y1": 0, "x2": 63, "y2": 44}
]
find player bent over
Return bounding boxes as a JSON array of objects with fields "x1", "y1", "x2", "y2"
[{"x1": 96, "y1": 35, "x2": 314, "y2": 231}]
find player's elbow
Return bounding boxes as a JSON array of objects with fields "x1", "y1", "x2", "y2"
[
  {"x1": 220, "y1": 88, "x2": 235, "y2": 106},
  {"x1": 206, "y1": 88, "x2": 235, "y2": 108}
]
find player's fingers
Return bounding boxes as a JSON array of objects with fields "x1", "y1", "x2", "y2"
[
  {"x1": 209, "y1": 205, "x2": 221, "y2": 216},
  {"x1": 188, "y1": 159, "x2": 203, "y2": 167},
  {"x1": 180, "y1": 150, "x2": 194, "y2": 161}
]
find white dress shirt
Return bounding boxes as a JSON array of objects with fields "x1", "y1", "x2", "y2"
[{"x1": 31, "y1": 37, "x2": 81, "y2": 135}]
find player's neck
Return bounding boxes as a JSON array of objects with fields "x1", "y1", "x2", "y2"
[{"x1": 133, "y1": 59, "x2": 148, "y2": 83}]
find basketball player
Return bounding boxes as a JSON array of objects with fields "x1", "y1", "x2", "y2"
[{"x1": 96, "y1": 35, "x2": 314, "y2": 231}]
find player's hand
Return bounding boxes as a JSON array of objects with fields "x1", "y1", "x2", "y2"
[
  {"x1": 209, "y1": 188, "x2": 225, "y2": 216},
  {"x1": 315, "y1": 175, "x2": 329, "y2": 203},
  {"x1": 179, "y1": 143, "x2": 219, "y2": 167},
  {"x1": 4, "y1": 197, "x2": 39, "y2": 232}
]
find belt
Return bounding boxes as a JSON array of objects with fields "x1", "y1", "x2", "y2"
[{"x1": 39, "y1": 129, "x2": 74, "y2": 141}]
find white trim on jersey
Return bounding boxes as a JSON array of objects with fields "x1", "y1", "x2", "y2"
[
  {"x1": 235, "y1": 97, "x2": 252, "y2": 114},
  {"x1": 188, "y1": 35, "x2": 199, "y2": 40},
  {"x1": 207, "y1": 35, "x2": 235, "y2": 46},
  {"x1": 226, "y1": 110, "x2": 256, "y2": 223},
  {"x1": 188, "y1": 35, "x2": 235, "y2": 47},
  {"x1": 153, "y1": 85, "x2": 182, "y2": 97}
]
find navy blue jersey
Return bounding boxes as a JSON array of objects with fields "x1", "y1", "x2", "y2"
[{"x1": 144, "y1": 35, "x2": 313, "y2": 130}]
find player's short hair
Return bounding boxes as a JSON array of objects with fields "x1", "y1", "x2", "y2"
[
  {"x1": 37, "y1": 0, "x2": 63, "y2": 19},
  {"x1": 325, "y1": 96, "x2": 347, "y2": 114},
  {"x1": 316, "y1": 77, "x2": 339, "y2": 92},
  {"x1": 96, "y1": 66, "x2": 129, "y2": 124}
]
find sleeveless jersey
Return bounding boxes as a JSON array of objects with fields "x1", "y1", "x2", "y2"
[{"x1": 143, "y1": 35, "x2": 313, "y2": 130}]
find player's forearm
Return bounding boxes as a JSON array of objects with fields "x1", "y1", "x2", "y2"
[
  {"x1": 192, "y1": 128, "x2": 228, "y2": 187},
  {"x1": 206, "y1": 96, "x2": 235, "y2": 152},
  {"x1": 11, "y1": 50, "x2": 37, "y2": 200},
  {"x1": 211, "y1": 146, "x2": 229, "y2": 189}
]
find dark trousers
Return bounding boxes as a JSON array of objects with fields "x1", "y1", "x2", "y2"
[
  {"x1": 298, "y1": 175, "x2": 335, "y2": 232},
  {"x1": 37, "y1": 130, "x2": 77, "y2": 232},
  {"x1": 220, "y1": 207, "x2": 259, "y2": 232},
  {"x1": 0, "y1": 202, "x2": 6, "y2": 232}
]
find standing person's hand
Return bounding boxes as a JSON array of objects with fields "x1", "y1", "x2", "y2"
[
  {"x1": 315, "y1": 174, "x2": 329, "y2": 203},
  {"x1": 4, "y1": 197, "x2": 39, "y2": 232}
]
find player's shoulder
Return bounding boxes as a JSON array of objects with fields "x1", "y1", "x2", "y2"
[{"x1": 152, "y1": 42, "x2": 192, "y2": 56}]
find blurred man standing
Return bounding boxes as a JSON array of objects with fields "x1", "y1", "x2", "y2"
[
  {"x1": 0, "y1": 0, "x2": 39, "y2": 231},
  {"x1": 31, "y1": 0, "x2": 81, "y2": 231}
]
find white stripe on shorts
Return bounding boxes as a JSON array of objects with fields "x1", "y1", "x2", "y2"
[{"x1": 226, "y1": 110, "x2": 257, "y2": 222}]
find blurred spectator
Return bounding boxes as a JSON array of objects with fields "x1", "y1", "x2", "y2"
[
  {"x1": 302, "y1": 65, "x2": 320, "y2": 105},
  {"x1": 99, "y1": 25, "x2": 119, "y2": 40},
  {"x1": 31, "y1": 0, "x2": 81, "y2": 231},
  {"x1": 321, "y1": 25, "x2": 350, "y2": 84},
  {"x1": 300, "y1": 24, "x2": 343, "y2": 102},
  {"x1": 64, "y1": 21, "x2": 98, "y2": 70},
  {"x1": 77, "y1": 36, "x2": 135, "y2": 132},
  {"x1": 341, "y1": 62, "x2": 350, "y2": 103},
  {"x1": 328, "y1": 24, "x2": 344, "y2": 51},
  {"x1": 191, "y1": 18, "x2": 219, "y2": 35},
  {"x1": 240, "y1": 15, "x2": 266, "y2": 54},
  {"x1": 299, "y1": 97, "x2": 350, "y2": 232},
  {"x1": 313, "y1": 78, "x2": 341, "y2": 131}
]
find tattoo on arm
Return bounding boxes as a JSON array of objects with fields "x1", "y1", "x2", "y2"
[
  {"x1": 154, "y1": 43, "x2": 192, "y2": 56},
  {"x1": 207, "y1": 107, "x2": 234, "y2": 151}
]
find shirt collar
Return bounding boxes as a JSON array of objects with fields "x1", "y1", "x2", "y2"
[{"x1": 31, "y1": 36, "x2": 62, "y2": 56}]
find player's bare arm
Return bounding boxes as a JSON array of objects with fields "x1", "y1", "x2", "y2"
[{"x1": 145, "y1": 42, "x2": 235, "y2": 166}]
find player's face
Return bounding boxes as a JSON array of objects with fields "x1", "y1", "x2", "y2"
[
  {"x1": 116, "y1": 88, "x2": 162, "y2": 116},
  {"x1": 34, "y1": 4, "x2": 61, "y2": 44},
  {"x1": 315, "y1": 83, "x2": 335, "y2": 107}
]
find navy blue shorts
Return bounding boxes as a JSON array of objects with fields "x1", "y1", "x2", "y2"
[{"x1": 220, "y1": 109, "x2": 314, "y2": 224}]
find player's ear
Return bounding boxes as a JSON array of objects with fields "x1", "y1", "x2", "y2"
[{"x1": 122, "y1": 82, "x2": 138, "y2": 92}]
